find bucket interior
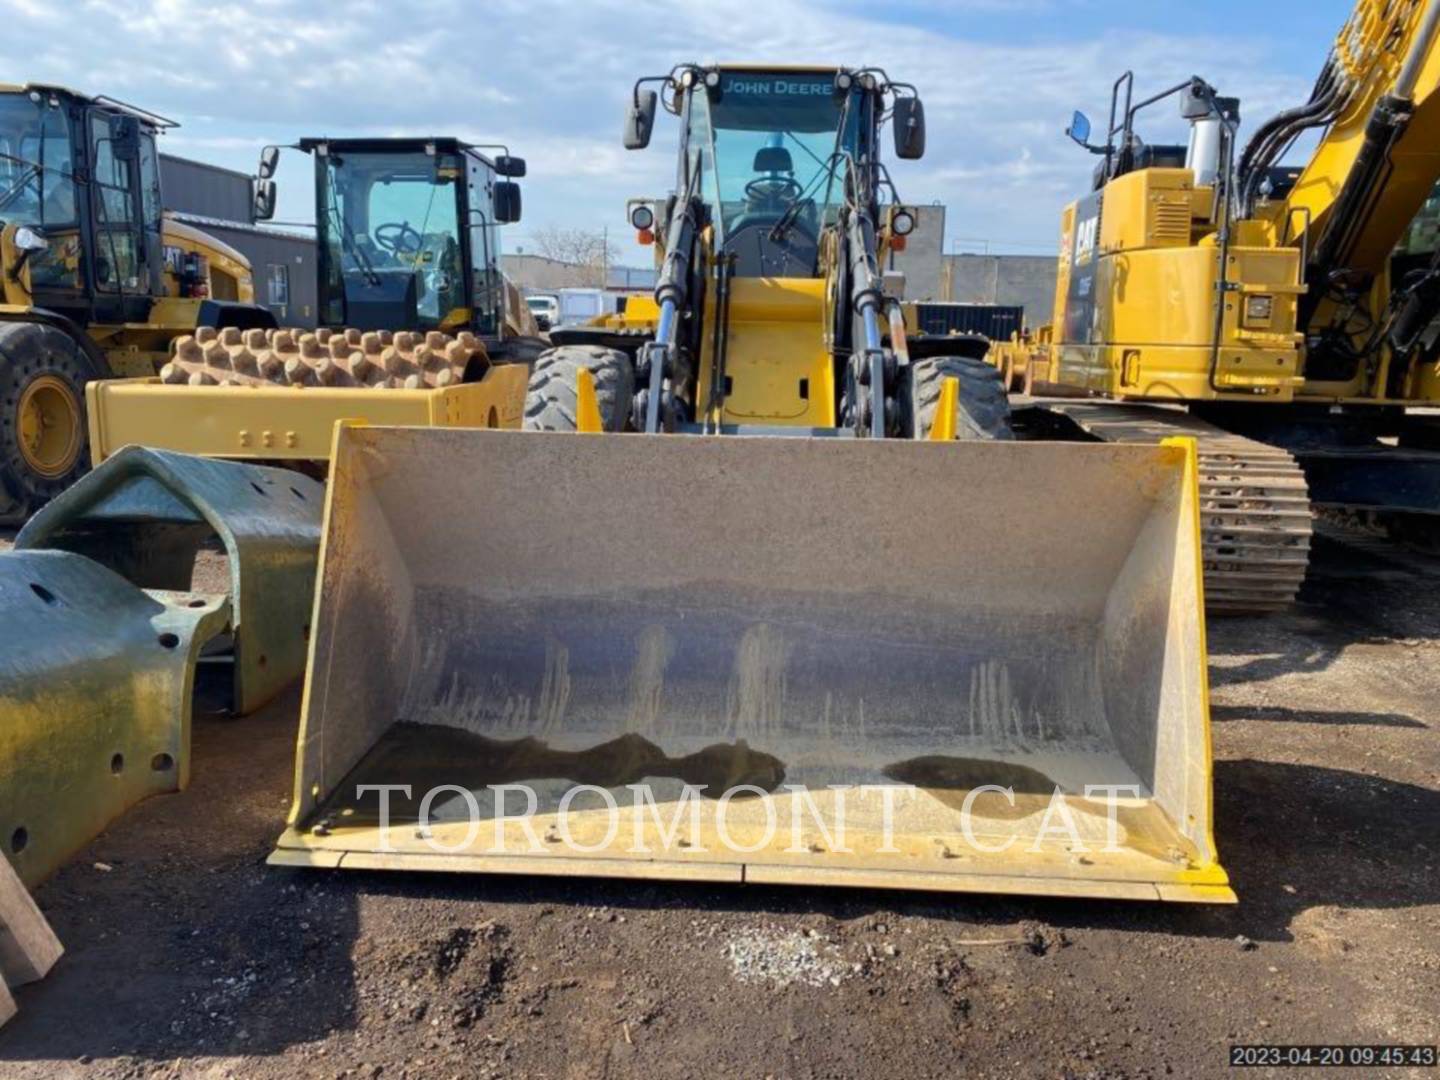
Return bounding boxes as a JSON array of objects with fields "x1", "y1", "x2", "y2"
[{"x1": 281, "y1": 427, "x2": 1225, "y2": 899}]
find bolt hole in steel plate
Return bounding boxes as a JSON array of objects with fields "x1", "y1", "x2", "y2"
[
  {"x1": 157, "y1": 632, "x2": 180, "y2": 649},
  {"x1": 10, "y1": 826, "x2": 28, "y2": 854},
  {"x1": 110, "y1": 752, "x2": 125, "y2": 775}
]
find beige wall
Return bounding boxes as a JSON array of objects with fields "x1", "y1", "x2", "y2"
[{"x1": 943, "y1": 255, "x2": 1059, "y2": 329}]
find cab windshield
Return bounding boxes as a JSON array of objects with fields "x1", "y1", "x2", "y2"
[
  {"x1": 0, "y1": 93, "x2": 77, "y2": 229},
  {"x1": 688, "y1": 71, "x2": 860, "y2": 242},
  {"x1": 319, "y1": 149, "x2": 465, "y2": 330}
]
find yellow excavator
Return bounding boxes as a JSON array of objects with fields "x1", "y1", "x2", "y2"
[
  {"x1": 269, "y1": 65, "x2": 1233, "y2": 903},
  {"x1": 0, "y1": 83, "x2": 273, "y2": 523},
  {"x1": 996, "y1": 0, "x2": 1440, "y2": 610}
]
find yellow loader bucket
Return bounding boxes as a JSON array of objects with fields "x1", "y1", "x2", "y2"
[{"x1": 272, "y1": 426, "x2": 1233, "y2": 903}]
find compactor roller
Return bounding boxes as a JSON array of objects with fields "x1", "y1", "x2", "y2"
[{"x1": 159, "y1": 327, "x2": 479, "y2": 390}]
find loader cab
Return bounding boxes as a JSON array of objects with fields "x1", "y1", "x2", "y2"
[
  {"x1": 0, "y1": 85, "x2": 170, "y2": 325},
  {"x1": 673, "y1": 66, "x2": 881, "y2": 278},
  {"x1": 296, "y1": 137, "x2": 524, "y2": 337}
]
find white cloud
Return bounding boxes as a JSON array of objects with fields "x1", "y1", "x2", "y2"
[{"x1": 0, "y1": 0, "x2": 1323, "y2": 254}]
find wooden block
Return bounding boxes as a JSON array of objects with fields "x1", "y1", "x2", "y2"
[{"x1": 0, "y1": 855, "x2": 62, "y2": 989}]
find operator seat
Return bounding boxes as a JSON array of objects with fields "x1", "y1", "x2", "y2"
[{"x1": 724, "y1": 145, "x2": 819, "y2": 277}]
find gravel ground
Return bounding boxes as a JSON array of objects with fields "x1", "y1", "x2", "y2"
[{"x1": 0, "y1": 523, "x2": 1436, "y2": 1079}]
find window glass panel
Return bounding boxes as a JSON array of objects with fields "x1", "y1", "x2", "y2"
[
  {"x1": 91, "y1": 113, "x2": 141, "y2": 291},
  {"x1": 28, "y1": 235, "x2": 82, "y2": 290},
  {"x1": 0, "y1": 94, "x2": 77, "y2": 232},
  {"x1": 467, "y1": 155, "x2": 502, "y2": 336},
  {"x1": 139, "y1": 134, "x2": 162, "y2": 233},
  {"x1": 321, "y1": 148, "x2": 465, "y2": 330},
  {"x1": 688, "y1": 72, "x2": 859, "y2": 240},
  {"x1": 268, "y1": 264, "x2": 290, "y2": 305},
  {"x1": 92, "y1": 135, "x2": 135, "y2": 224}
]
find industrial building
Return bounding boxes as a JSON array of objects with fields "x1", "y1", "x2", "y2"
[
  {"x1": 881, "y1": 205, "x2": 1059, "y2": 329},
  {"x1": 943, "y1": 254, "x2": 1058, "y2": 330},
  {"x1": 159, "y1": 155, "x2": 318, "y2": 327},
  {"x1": 502, "y1": 253, "x2": 659, "y2": 295},
  {"x1": 884, "y1": 203, "x2": 947, "y2": 300}
]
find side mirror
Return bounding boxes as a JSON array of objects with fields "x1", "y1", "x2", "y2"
[
  {"x1": 253, "y1": 177, "x2": 277, "y2": 221},
  {"x1": 12, "y1": 226, "x2": 49, "y2": 253},
  {"x1": 112, "y1": 116, "x2": 141, "y2": 161},
  {"x1": 1066, "y1": 110, "x2": 1093, "y2": 147},
  {"x1": 257, "y1": 144, "x2": 280, "y2": 180},
  {"x1": 624, "y1": 89, "x2": 658, "y2": 151},
  {"x1": 892, "y1": 96, "x2": 926, "y2": 160},
  {"x1": 494, "y1": 180, "x2": 522, "y2": 224},
  {"x1": 494, "y1": 155, "x2": 526, "y2": 178}
]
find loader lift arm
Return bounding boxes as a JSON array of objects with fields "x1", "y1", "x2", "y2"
[{"x1": 638, "y1": 156, "x2": 703, "y2": 433}]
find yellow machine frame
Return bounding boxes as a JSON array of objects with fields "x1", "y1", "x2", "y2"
[
  {"x1": 1043, "y1": 0, "x2": 1440, "y2": 409},
  {"x1": 86, "y1": 365, "x2": 528, "y2": 464}
]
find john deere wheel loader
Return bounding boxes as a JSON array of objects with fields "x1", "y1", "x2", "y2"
[
  {"x1": 270, "y1": 65, "x2": 1233, "y2": 903},
  {"x1": 995, "y1": 0, "x2": 1440, "y2": 611},
  {"x1": 84, "y1": 136, "x2": 542, "y2": 465},
  {"x1": 0, "y1": 83, "x2": 275, "y2": 524}
]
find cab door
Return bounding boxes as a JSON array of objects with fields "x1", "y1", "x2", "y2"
[
  {"x1": 465, "y1": 153, "x2": 503, "y2": 337},
  {"x1": 86, "y1": 110, "x2": 151, "y2": 322},
  {"x1": 17, "y1": 95, "x2": 87, "y2": 318}
]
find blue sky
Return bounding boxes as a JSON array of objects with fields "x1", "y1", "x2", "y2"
[{"x1": 2, "y1": 0, "x2": 1343, "y2": 261}]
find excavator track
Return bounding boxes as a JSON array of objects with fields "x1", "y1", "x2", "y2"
[
  {"x1": 1044, "y1": 403, "x2": 1313, "y2": 614},
  {"x1": 159, "y1": 326, "x2": 482, "y2": 389}
]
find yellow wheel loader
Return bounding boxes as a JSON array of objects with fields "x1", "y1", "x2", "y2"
[
  {"x1": 0, "y1": 84, "x2": 274, "y2": 524},
  {"x1": 84, "y1": 137, "x2": 542, "y2": 467},
  {"x1": 270, "y1": 65, "x2": 1232, "y2": 903},
  {"x1": 1002, "y1": 0, "x2": 1440, "y2": 611}
]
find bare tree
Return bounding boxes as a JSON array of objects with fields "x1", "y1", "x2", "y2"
[{"x1": 529, "y1": 225, "x2": 619, "y2": 287}]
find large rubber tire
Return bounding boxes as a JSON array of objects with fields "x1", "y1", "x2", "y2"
[
  {"x1": 523, "y1": 345, "x2": 635, "y2": 432},
  {"x1": 900, "y1": 355, "x2": 1014, "y2": 440},
  {"x1": 0, "y1": 321, "x2": 100, "y2": 523},
  {"x1": 490, "y1": 335, "x2": 550, "y2": 369}
]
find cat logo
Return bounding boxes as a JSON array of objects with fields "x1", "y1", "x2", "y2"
[{"x1": 1073, "y1": 212, "x2": 1099, "y2": 267}]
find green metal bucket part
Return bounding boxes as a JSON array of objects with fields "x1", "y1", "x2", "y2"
[
  {"x1": 0, "y1": 550, "x2": 229, "y2": 887},
  {"x1": 17, "y1": 446, "x2": 323, "y2": 715}
]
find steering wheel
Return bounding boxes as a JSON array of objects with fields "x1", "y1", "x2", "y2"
[
  {"x1": 744, "y1": 176, "x2": 803, "y2": 203},
  {"x1": 374, "y1": 222, "x2": 423, "y2": 255}
]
